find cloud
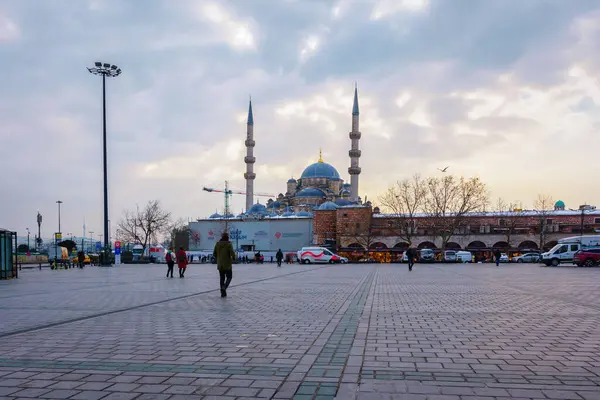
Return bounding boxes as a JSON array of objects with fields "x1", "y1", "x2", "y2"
[
  {"x1": 0, "y1": 13, "x2": 19, "y2": 42},
  {"x1": 1, "y1": 0, "x2": 600, "y2": 237}
]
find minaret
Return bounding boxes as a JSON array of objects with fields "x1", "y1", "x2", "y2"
[
  {"x1": 244, "y1": 98, "x2": 256, "y2": 211},
  {"x1": 348, "y1": 84, "x2": 361, "y2": 202}
]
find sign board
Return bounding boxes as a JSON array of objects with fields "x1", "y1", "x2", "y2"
[
  {"x1": 115, "y1": 247, "x2": 121, "y2": 255},
  {"x1": 115, "y1": 241, "x2": 121, "y2": 249},
  {"x1": 115, "y1": 254, "x2": 121, "y2": 265},
  {"x1": 55, "y1": 232, "x2": 62, "y2": 241},
  {"x1": 96, "y1": 241, "x2": 102, "y2": 250}
]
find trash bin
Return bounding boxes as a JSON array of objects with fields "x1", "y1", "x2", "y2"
[{"x1": 0, "y1": 229, "x2": 17, "y2": 279}]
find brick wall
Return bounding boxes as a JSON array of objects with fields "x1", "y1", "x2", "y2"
[{"x1": 313, "y1": 210, "x2": 337, "y2": 245}]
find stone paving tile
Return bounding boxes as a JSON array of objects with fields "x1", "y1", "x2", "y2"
[{"x1": 1, "y1": 264, "x2": 600, "y2": 399}]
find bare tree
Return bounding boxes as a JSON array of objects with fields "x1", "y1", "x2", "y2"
[
  {"x1": 378, "y1": 174, "x2": 426, "y2": 246},
  {"x1": 116, "y1": 200, "x2": 172, "y2": 256},
  {"x1": 533, "y1": 194, "x2": 554, "y2": 250},
  {"x1": 496, "y1": 198, "x2": 525, "y2": 249},
  {"x1": 165, "y1": 218, "x2": 189, "y2": 249},
  {"x1": 424, "y1": 175, "x2": 489, "y2": 251}
]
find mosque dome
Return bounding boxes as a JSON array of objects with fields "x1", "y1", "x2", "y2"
[
  {"x1": 247, "y1": 203, "x2": 267, "y2": 215},
  {"x1": 555, "y1": 200, "x2": 565, "y2": 209},
  {"x1": 287, "y1": 178, "x2": 297, "y2": 183},
  {"x1": 267, "y1": 201, "x2": 281, "y2": 209},
  {"x1": 335, "y1": 199, "x2": 352, "y2": 206},
  {"x1": 301, "y1": 162, "x2": 340, "y2": 180},
  {"x1": 343, "y1": 183, "x2": 351, "y2": 188},
  {"x1": 209, "y1": 213, "x2": 222, "y2": 219},
  {"x1": 318, "y1": 201, "x2": 338, "y2": 211},
  {"x1": 295, "y1": 187, "x2": 326, "y2": 198}
]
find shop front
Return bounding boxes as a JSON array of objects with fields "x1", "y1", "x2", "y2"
[{"x1": 0, "y1": 229, "x2": 17, "y2": 280}]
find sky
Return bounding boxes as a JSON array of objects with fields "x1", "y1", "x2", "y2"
[{"x1": 1, "y1": 0, "x2": 600, "y2": 240}]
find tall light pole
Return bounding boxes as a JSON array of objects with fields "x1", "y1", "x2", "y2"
[
  {"x1": 89, "y1": 231, "x2": 94, "y2": 253},
  {"x1": 36, "y1": 211, "x2": 42, "y2": 251},
  {"x1": 56, "y1": 200, "x2": 63, "y2": 235},
  {"x1": 88, "y1": 61, "x2": 122, "y2": 266},
  {"x1": 26, "y1": 228, "x2": 30, "y2": 251},
  {"x1": 56, "y1": 200, "x2": 63, "y2": 262}
]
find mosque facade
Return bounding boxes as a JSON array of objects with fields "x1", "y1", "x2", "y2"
[{"x1": 246, "y1": 86, "x2": 364, "y2": 218}]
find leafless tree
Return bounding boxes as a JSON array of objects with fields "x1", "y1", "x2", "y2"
[
  {"x1": 424, "y1": 175, "x2": 489, "y2": 251},
  {"x1": 116, "y1": 200, "x2": 172, "y2": 256},
  {"x1": 533, "y1": 194, "x2": 554, "y2": 250},
  {"x1": 378, "y1": 174, "x2": 426, "y2": 246},
  {"x1": 496, "y1": 198, "x2": 525, "y2": 249},
  {"x1": 165, "y1": 218, "x2": 189, "y2": 249}
]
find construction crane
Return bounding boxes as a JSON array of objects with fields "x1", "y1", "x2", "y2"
[{"x1": 202, "y1": 181, "x2": 274, "y2": 220}]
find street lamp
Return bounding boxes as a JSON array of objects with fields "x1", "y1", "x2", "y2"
[
  {"x1": 36, "y1": 211, "x2": 42, "y2": 251},
  {"x1": 570, "y1": 206, "x2": 592, "y2": 245},
  {"x1": 87, "y1": 61, "x2": 122, "y2": 266},
  {"x1": 89, "y1": 231, "x2": 94, "y2": 253},
  {"x1": 56, "y1": 200, "x2": 63, "y2": 234},
  {"x1": 56, "y1": 200, "x2": 63, "y2": 262},
  {"x1": 26, "y1": 228, "x2": 30, "y2": 251}
]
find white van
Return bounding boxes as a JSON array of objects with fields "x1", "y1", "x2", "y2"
[
  {"x1": 541, "y1": 235, "x2": 600, "y2": 266},
  {"x1": 443, "y1": 250, "x2": 457, "y2": 263},
  {"x1": 297, "y1": 247, "x2": 342, "y2": 264},
  {"x1": 456, "y1": 251, "x2": 472, "y2": 263}
]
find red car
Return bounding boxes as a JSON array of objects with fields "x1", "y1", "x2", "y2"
[{"x1": 574, "y1": 248, "x2": 600, "y2": 267}]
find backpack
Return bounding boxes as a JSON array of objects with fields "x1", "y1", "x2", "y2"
[
  {"x1": 165, "y1": 252, "x2": 172, "y2": 262},
  {"x1": 178, "y1": 252, "x2": 186, "y2": 262}
]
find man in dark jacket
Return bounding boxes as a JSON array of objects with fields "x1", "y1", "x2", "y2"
[
  {"x1": 406, "y1": 248, "x2": 415, "y2": 271},
  {"x1": 494, "y1": 249, "x2": 502, "y2": 266},
  {"x1": 213, "y1": 232, "x2": 236, "y2": 297},
  {"x1": 276, "y1": 249, "x2": 283, "y2": 267}
]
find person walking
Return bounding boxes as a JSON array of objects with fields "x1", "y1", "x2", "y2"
[
  {"x1": 213, "y1": 232, "x2": 236, "y2": 297},
  {"x1": 276, "y1": 249, "x2": 283, "y2": 267},
  {"x1": 166, "y1": 248, "x2": 175, "y2": 278},
  {"x1": 406, "y1": 248, "x2": 415, "y2": 272},
  {"x1": 494, "y1": 249, "x2": 501, "y2": 267},
  {"x1": 77, "y1": 250, "x2": 85, "y2": 269},
  {"x1": 176, "y1": 247, "x2": 188, "y2": 278}
]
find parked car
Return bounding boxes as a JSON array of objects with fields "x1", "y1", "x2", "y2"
[
  {"x1": 443, "y1": 250, "x2": 457, "y2": 263},
  {"x1": 499, "y1": 253, "x2": 509, "y2": 263},
  {"x1": 339, "y1": 256, "x2": 349, "y2": 264},
  {"x1": 419, "y1": 249, "x2": 435, "y2": 263},
  {"x1": 573, "y1": 248, "x2": 600, "y2": 267},
  {"x1": 456, "y1": 251, "x2": 472, "y2": 263},
  {"x1": 513, "y1": 253, "x2": 541, "y2": 263}
]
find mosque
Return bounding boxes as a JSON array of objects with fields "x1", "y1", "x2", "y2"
[{"x1": 241, "y1": 85, "x2": 365, "y2": 219}]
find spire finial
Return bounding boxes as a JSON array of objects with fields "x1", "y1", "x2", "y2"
[
  {"x1": 247, "y1": 97, "x2": 254, "y2": 126},
  {"x1": 352, "y1": 84, "x2": 359, "y2": 116},
  {"x1": 318, "y1": 148, "x2": 324, "y2": 163}
]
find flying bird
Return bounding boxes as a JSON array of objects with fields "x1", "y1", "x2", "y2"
[{"x1": 438, "y1": 166, "x2": 449, "y2": 172}]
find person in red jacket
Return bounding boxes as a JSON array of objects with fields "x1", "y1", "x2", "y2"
[{"x1": 176, "y1": 247, "x2": 188, "y2": 278}]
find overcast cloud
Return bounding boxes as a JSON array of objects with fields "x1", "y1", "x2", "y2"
[{"x1": 1, "y1": 0, "x2": 600, "y2": 239}]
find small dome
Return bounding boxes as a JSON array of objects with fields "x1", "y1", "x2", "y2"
[
  {"x1": 287, "y1": 178, "x2": 297, "y2": 183},
  {"x1": 282, "y1": 211, "x2": 294, "y2": 217},
  {"x1": 247, "y1": 203, "x2": 267, "y2": 215},
  {"x1": 296, "y1": 211, "x2": 312, "y2": 217},
  {"x1": 318, "y1": 201, "x2": 338, "y2": 210},
  {"x1": 343, "y1": 183, "x2": 351, "y2": 187},
  {"x1": 555, "y1": 200, "x2": 565, "y2": 208},
  {"x1": 295, "y1": 187, "x2": 326, "y2": 198},
  {"x1": 267, "y1": 201, "x2": 281, "y2": 209},
  {"x1": 209, "y1": 213, "x2": 222, "y2": 219},
  {"x1": 335, "y1": 198, "x2": 352, "y2": 206},
  {"x1": 301, "y1": 162, "x2": 341, "y2": 180}
]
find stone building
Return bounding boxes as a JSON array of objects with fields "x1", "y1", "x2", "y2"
[{"x1": 313, "y1": 201, "x2": 600, "y2": 262}]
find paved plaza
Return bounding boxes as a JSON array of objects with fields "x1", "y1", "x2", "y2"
[{"x1": 1, "y1": 263, "x2": 600, "y2": 399}]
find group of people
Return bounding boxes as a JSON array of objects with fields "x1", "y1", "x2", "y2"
[
  {"x1": 165, "y1": 247, "x2": 188, "y2": 278},
  {"x1": 166, "y1": 235, "x2": 290, "y2": 298}
]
